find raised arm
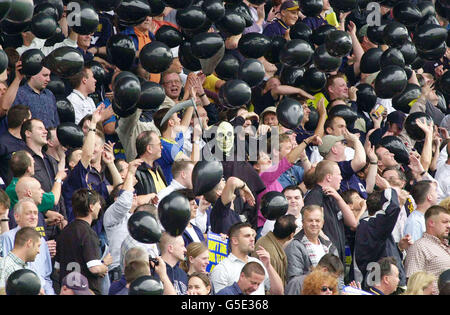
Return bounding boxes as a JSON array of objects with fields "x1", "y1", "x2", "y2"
[
  {"x1": 0, "y1": 61, "x2": 24, "y2": 115},
  {"x1": 80, "y1": 105, "x2": 103, "y2": 168},
  {"x1": 344, "y1": 129, "x2": 366, "y2": 172}
]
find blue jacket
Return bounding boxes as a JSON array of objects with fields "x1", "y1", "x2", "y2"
[
  {"x1": 182, "y1": 224, "x2": 205, "y2": 248},
  {"x1": 354, "y1": 188, "x2": 407, "y2": 288}
]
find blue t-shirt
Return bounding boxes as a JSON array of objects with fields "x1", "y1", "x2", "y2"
[
  {"x1": 156, "y1": 132, "x2": 184, "y2": 185},
  {"x1": 338, "y1": 160, "x2": 368, "y2": 199}
]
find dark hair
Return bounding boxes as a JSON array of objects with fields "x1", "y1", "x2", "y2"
[
  {"x1": 341, "y1": 189, "x2": 359, "y2": 205},
  {"x1": 324, "y1": 115, "x2": 344, "y2": 134},
  {"x1": 9, "y1": 150, "x2": 32, "y2": 177},
  {"x1": 0, "y1": 189, "x2": 10, "y2": 210},
  {"x1": 67, "y1": 67, "x2": 90, "y2": 89},
  {"x1": 367, "y1": 191, "x2": 384, "y2": 216},
  {"x1": 282, "y1": 185, "x2": 303, "y2": 196},
  {"x1": 177, "y1": 188, "x2": 195, "y2": 201},
  {"x1": 317, "y1": 254, "x2": 345, "y2": 276},
  {"x1": 7, "y1": 105, "x2": 30, "y2": 129},
  {"x1": 273, "y1": 214, "x2": 297, "y2": 239},
  {"x1": 20, "y1": 118, "x2": 43, "y2": 141},
  {"x1": 78, "y1": 114, "x2": 104, "y2": 134},
  {"x1": 135, "y1": 130, "x2": 158, "y2": 157},
  {"x1": 72, "y1": 188, "x2": 101, "y2": 218},
  {"x1": 152, "y1": 108, "x2": 171, "y2": 133},
  {"x1": 241, "y1": 261, "x2": 265, "y2": 277},
  {"x1": 381, "y1": 166, "x2": 406, "y2": 183},
  {"x1": 188, "y1": 272, "x2": 211, "y2": 293},
  {"x1": 378, "y1": 256, "x2": 398, "y2": 279},
  {"x1": 425, "y1": 205, "x2": 450, "y2": 223},
  {"x1": 227, "y1": 222, "x2": 253, "y2": 251},
  {"x1": 411, "y1": 180, "x2": 434, "y2": 205},
  {"x1": 46, "y1": 127, "x2": 56, "y2": 141},
  {"x1": 14, "y1": 226, "x2": 40, "y2": 247}
]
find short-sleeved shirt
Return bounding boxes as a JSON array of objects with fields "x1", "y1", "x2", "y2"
[
  {"x1": 262, "y1": 19, "x2": 289, "y2": 37},
  {"x1": 156, "y1": 133, "x2": 184, "y2": 185},
  {"x1": 12, "y1": 84, "x2": 59, "y2": 128},
  {"x1": 210, "y1": 197, "x2": 242, "y2": 235},
  {"x1": 6, "y1": 177, "x2": 55, "y2": 213},
  {"x1": 337, "y1": 160, "x2": 368, "y2": 199},
  {"x1": 67, "y1": 89, "x2": 97, "y2": 124},
  {"x1": 0, "y1": 131, "x2": 26, "y2": 184},
  {"x1": 55, "y1": 219, "x2": 103, "y2": 295}
]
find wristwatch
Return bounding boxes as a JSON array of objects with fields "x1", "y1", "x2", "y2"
[{"x1": 55, "y1": 178, "x2": 63, "y2": 184}]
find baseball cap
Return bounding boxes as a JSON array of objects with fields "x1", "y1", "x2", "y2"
[
  {"x1": 387, "y1": 111, "x2": 406, "y2": 130},
  {"x1": 280, "y1": 0, "x2": 300, "y2": 11},
  {"x1": 260, "y1": 106, "x2": 277, "y2": 120},
  {"x1": 319, "y1": 135, "x2": 345, "y2": 157},
  {"x1": 62, "y1": 271, "x2": 94, "y2": 295}
]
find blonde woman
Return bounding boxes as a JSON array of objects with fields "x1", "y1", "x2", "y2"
[
  {"x1": 404, "y1": 271, "x2": 436, "y2": 295},
  {"x1": 180, "y1": 242, "x2": 210, "y2": 276}
]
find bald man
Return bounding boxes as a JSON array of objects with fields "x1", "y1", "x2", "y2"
[{"x1": 0, "y1": 198, "x2": 54, "y2": 294}]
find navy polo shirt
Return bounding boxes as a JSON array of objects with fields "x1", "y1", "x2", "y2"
[
  {"x1": 216, "y1": 282, "x2": 243, "y2": 295},
  {"x1": 302, "y1": 16, "x2": 328, "y2": 30},
  {"x1": 263, "y1": 19, "x2": 289, "y2": 37},
  {"x1": 338, "y1": 160, "x2": 368, "y2": 199},
  {"x1": 12, "y1": 84, "x2": 60, "y2": 128}
]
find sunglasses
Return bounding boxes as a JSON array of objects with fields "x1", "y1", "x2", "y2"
[{"x1": 320, "y1": 286, "x2": 333, "y2": 292}]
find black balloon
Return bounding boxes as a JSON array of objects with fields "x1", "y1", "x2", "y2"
[
  {"x1": 56, "y1": 97, "x2": 75, "y2": 123},
  {"x1": 138, "y1": 81, "x2": 166, "y2": 110},
  {"x1": 301, "y1": 67, "x2": 327, "y2": 93},
  {"x1": 0, "y1": 49, "x2": 6, "y2": 73},
  {"x1": 88, "y1": 60, "x2": 106, "y2": 87},
  {"x1": 392, "y1": 83, "x2": 421, "y2": 113},
  {"x1": 264, "y1": 36, "x2": 286, "y2": 64},
  {"x1": 329, "y1": 0, "x2": 357, "y2": 12},
  {"x1": 164, "y1": 0, "x2": 192, "y2": 9},
  {"x1": 116, "y1": 0, "x2": 151, "y2": 26},
  {"x1": 276, "y1": 97, "x2": 304, "y2": 130},
  {"x1": 311, "y1": 24, "x2": 335, "y2": 46},
  {"x1": 178, "y1": 41, "x2": 201, "y2": 71},
  {"x1": 414, "y1": 24, "x2": 448, "y2": 50},
  {"x1": 0, "y1": 0, "x2": 11, "y2": 23},
  {"x1": 356, "y1": 83, "x2": 377, "y2": 113},
  {"x1": 6, "y1": 269, "x2": 41, "y2": 295},
  {"x1": 176, "y1": 5, "x2": 206, "y2": 31},
  {"x1": 34, "y1": 0, "x2": 63, "y2": 19},
  {"x1": 260, "y1": 191, "x2": 288, "y2": 220},
  {"x1": 280, "y1": 66, "x2": 305, "y2": 87},
  {"x1": 215, "y1": 53, "x2": 240, "y2": 81},
  {"x1": 148, "y1": 0, "x2": 166, "y2": 17},
  {"x1": 299, "y1": 0, "x2": 323, "y2": 17},
  {"x1": 43, "y1": 46, "x2": 84, "y2": 78},
  {"x1": 325, "y1": 30, "x2": 353, "y2": 57},
  {"x1": 106, "y1": 34, "x2": 136, "y2": 71},
  {"x1": 397, "y1": 40, "x2": 417, "y2": 65},
  {"x1": 222, "y1": 79, "x2": 252, "y2": 107},
  {"x1": 57, "y1": 122, "x2": 84, "y2": 148},
  {"x1": 31, "y1": 12, "x2": 57, "y2": 39},
  {"x1": 20, "y1": 49, "x2": 44, "y2": 76},
  {"x1": 88, "y1": 0, "x2": 122, "y2": 11},
  {"x1": 374, "y1": 65, "x2": 407, "y2": 99},
  {"x1": 34, "y1": 2, "x2": 59, "y2": 20},
  {"x1": 47, "y1": 74, "x2": 66, "y2": 96},
  {"x1": 383, "y1": 21, "x2": 409, "y2": 47},
  {"x1": 304, "y1": 106, "x2": 319, "y2": 131},
  {"x1": 439, "y1": 71, "x2": 450, "y2": 95},
  {"x1": 155, "y1": 25, "x2": 183, "y2": 48},
  {"x1": 190, "y1": 32, "x2": 224, "y2": 59},
  {"x1": 140, "y1": 41, "x2": 173, "y2": 73},
  {"x1": 417, "y1": 1, "x2": 436, "y2": 18},
  {"x1": 192, "y1": 160, "x2": 223, "y2": 196},
  {"x1": 215, "y1": 10, "x2": 246, "y2": 36},
  {"x1": 0, "y1": 0, "x2": 33, "y2": 34},
  {"x1": 70, "y1": 1, "x2": 99, "y2": 35},
  {"x1": 393, "y1": 1, "x2": 422, "y2": 26},
  {"x1": 238, "y1": 33, "x2": 271, "y2": 59},
  {"x1": 417, "y1": 41, "x2": 447, "y2": 61},
  {"x1": 379, "y1": 47, "x2": 405, "y2": 69},
  {"x1": 112, "y1": 100, "x2": 137, "y2": 118},
  {"x1": 202, "y1": 0, "x2": 225, "y2": 22},
  {"x1": 436, "y1": 0, "x2": 450, "y2": 20},
  {"x1": 129, "y1": 275, "x2": 164, "y2": 295},
  {"x1": 379, "y1": 136, "x2": 409, "y2": 165},
  {"x1": 113, "y1": 72, "x2": 141, "y2": 111},
  {"x1": 404, "y1": 112, "x2": 434, "y2": 141},
  {"x1": 290, "y1": 21, "x2": 313, "y2": 42},
  {"x1": 313, "y1": 44, "x2": 342, "y2": 73},
  {"x1": 279, "y1": 39, "x2": 314, "y2": 67},
  {"x1": 410, "y1": 55, "x2": 425, "y2": 70},
  {"x1": 328, "y1": 104, "x2": 358, "y2": 126},
  {"x1": 158, "y1": 191, "x2": 191, "y2": 237},
  {"x1": 238, "y1": 58, "x2": 265, "y2": 87},
  {"x1": 438, "y1": 269, "x2": 450, "y2": 292},
  {"x1": 127, "y1": 211, "x2": 162, "y2": 244}
]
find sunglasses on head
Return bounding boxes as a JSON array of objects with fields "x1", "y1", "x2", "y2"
[{"x1": 320, "y1": 286, "x2": 333, "y2": 292}]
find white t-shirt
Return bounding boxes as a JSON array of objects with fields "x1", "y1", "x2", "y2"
[{"x1": 310, "y1": 243, "x2": 326, "y2": 267}]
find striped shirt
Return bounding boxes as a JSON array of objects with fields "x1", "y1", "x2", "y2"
[
  {"x1": 0, "y1": 252, "x2": 27, "y2": 289},
  {"x1": 405, "y1": 233, "x2": 450, "y2": 294}
]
